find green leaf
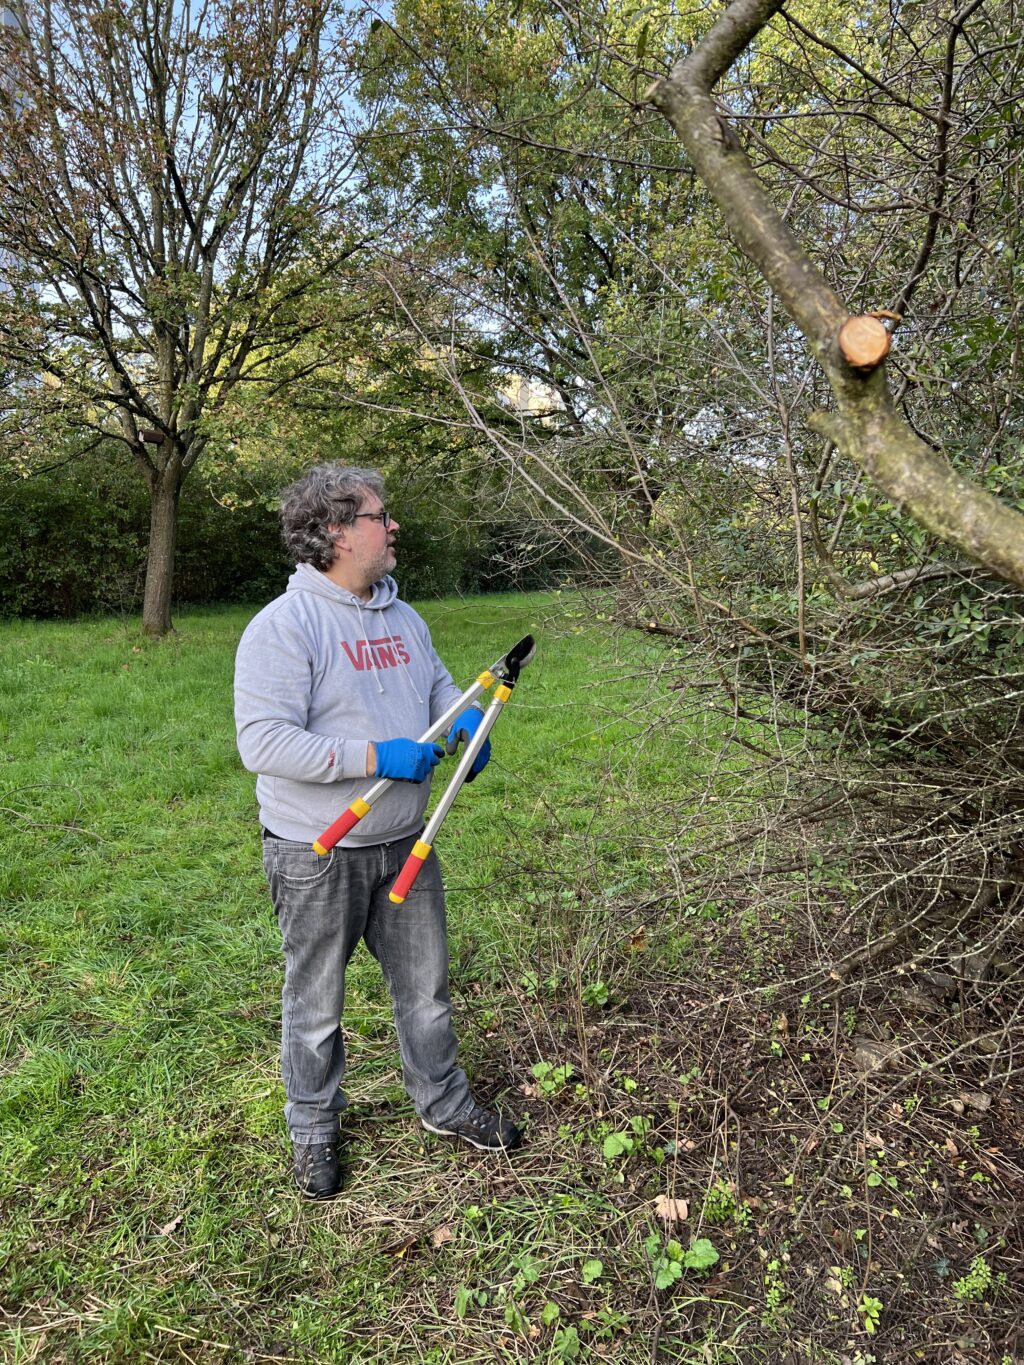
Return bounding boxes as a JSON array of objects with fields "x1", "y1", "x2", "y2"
[
  {"x1": 581, "y1": 1258, "x2": 604, "y2": 1285},
  {"x1": 602, "y1": 1132, "x2": 634, "y2": 1160},
  {"x1": 683, "y1": 1238, "x2": 720, "y2": 1272},
  {"x1": 654, "y1": 1261, "x2": 682, "y2": 1289},
  {"x1": 554, "y1": 1325, "x2": 580, "y2": 1360},
  {"x1": 541, "y1": 1301, "x2": 560, "y2": 1327}
]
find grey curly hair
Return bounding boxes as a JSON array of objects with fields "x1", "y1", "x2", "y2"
[{"x1": 279, "y1": 465, "x2": 386, "y2": 570}]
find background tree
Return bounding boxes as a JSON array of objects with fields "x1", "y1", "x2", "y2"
[{"x1": 0, "y1": 0, "x2": 369, "y2": 634}]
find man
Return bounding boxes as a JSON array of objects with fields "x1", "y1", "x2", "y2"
[{"x1": 234, "y1": 464, "x2": 521, "y2": 1200}]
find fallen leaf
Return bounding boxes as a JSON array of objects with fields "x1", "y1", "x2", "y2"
[
  {"x1": 381, "y1": 1234, "x2": 418, "y2": 1258},
  {"x1": 960, "y1": 1091, "x2": 991, "y2": 1113},
  {"x1": 654, "y1": 1195, "x2": 689, "y2": 1223},
  {"x1": 431, "y1": 1225, "x2": 453, "y2": 1248},
  {"x1": 158, "y1": 1215, "x2": 184, "y2": 1237}
]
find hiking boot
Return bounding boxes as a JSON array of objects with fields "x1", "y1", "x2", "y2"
[
  {"x1": 293, "y1": 1139, "x2": 342, "y2": 1200},
  {"x1": 423, "y1": 1103, "x2": 522, "y2": 1152}
]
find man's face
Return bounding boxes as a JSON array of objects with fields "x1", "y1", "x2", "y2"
[{"x1": 339, "y1": 491, "x2": 399, "y2": 586}]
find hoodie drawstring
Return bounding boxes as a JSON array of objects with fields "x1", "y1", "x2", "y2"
[
  {"x1": 355, "y1": 600, "x2": 385, "y2": 695},
  {"x1": 385, "y1": 605, "x2": 424, "y2": 705}
]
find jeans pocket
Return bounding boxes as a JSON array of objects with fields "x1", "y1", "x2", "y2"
[{"x1": 273, "y1": 842, "x2": 336, "y2": 889}]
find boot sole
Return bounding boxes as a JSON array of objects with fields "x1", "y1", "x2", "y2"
[{"x1": 296, "y1": 1181, "x2": 342, "y2": 1200}]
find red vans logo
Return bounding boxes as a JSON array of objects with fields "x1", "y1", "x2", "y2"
[{"x1": 341, "y1": 635, "x2": 411, "y2": 671}]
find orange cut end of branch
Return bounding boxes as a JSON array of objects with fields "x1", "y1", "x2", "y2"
[{"x1": 839, "y1": 315, "x2": 891, "y2": 371}]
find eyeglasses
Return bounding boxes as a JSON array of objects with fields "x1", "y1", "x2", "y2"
[{"x1": 353, "y1": 509, "x2": 392, "y2": 529}]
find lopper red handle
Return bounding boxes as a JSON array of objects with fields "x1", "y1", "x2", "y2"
[
  {"x1": 313, "y1": 798, "x2": 372, "y2": 855},
  {"x1": 389, "y1": 839, "x2": 432, "y2": 904}
]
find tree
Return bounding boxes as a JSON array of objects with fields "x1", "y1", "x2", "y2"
[
  {"x1": 359, "y1": 0, "x2": 1024, "y2": 988},
  {"x1": 648, "y1": 0, "x2": 1024, "y2": 589},
  {"x1": 0, "y1": 0, "x2": 368, "y2": 634}
]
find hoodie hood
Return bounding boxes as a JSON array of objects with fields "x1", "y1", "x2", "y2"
[{"x1": 286, "y1": 562, "x2": 399, "y2": 611}]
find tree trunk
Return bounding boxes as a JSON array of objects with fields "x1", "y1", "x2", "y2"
[{"x1": 142, "y1": 468, "x2": 181, "y2": 637}]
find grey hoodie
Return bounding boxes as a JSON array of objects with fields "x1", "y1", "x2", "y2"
[{"x1": 234, "y1": 563, "x2": 463, "y2": 845}]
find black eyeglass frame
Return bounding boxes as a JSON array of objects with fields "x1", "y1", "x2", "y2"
[{"x1": 352, "y1": 509, "x2": 392, "y2": 529}]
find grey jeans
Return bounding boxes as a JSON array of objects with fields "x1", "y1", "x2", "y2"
[{"x1": 262, "y1": 830, "x2": 472, "y2": 1145}]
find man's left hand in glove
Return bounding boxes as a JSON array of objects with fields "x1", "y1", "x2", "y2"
[{"x1": 445, "y1": 705, "x2": 491, "y2": 781}]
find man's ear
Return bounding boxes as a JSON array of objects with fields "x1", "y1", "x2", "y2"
[{"x1": 326, "y1": 523, "x2": 349, "y2": 549}]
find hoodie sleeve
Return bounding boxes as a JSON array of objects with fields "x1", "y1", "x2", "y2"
[{"x1": 234, "y1": 608, "x2": 370, "y2": 782}]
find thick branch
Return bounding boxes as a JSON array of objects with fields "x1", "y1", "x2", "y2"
[
  {"x1": 649, "y1": 1, "x2": 1024, "y2": 591},
  {"x1": 650, "y1": 2, "x2": 847, "y2": 360}
]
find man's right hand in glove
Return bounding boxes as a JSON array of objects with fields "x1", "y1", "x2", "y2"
[{"x1": 369, "y1": 738, "x2": 445, "y2": 782}]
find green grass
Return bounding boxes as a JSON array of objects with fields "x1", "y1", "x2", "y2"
[
  {"x1": 6, "y1": 595, "x2": 1016, "y2": 1363},
  {"x1": 1, "y1": 593, "x2": 731, "y2": 1364}
]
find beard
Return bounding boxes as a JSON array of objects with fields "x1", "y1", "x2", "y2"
[{"x1": 364, "y1": 542, "x2": 396, "y2": 584}]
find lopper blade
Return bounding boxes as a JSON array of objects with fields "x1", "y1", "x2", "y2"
[{"x1": 498, "y1": 634, "x2": 536, "y2": 680}]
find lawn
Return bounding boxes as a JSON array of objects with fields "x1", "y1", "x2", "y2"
[
  {"x1": 2, "y1": 594, "x2": 1020, "y2": 1364},
  {"x1": 0, "y1": 594, "x2": 698, "y2": 1363}
]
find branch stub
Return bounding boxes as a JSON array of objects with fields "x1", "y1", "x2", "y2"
[{"x1": 838, "y1": 315, "x2": 892, "y2": 372}]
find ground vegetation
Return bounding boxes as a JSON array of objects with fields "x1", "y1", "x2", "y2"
[{"x1": 1, "y1": 601, "x2": 1021, "y2": 1362}]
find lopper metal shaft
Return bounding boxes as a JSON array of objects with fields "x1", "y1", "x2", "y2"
[
  {"x1": 388, "y1": 634, "x2": 534, "y2": 903},
  {"x1": 312, "y1": 670, "x2": 497, "y2": 855}
]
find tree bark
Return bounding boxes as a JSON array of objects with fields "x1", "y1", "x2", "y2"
[{"x1": 142, "y1": 466, "x2": 181, "y2": 637}]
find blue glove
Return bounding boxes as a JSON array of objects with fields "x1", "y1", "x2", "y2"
[
  {"x1": 445, "y1": 706, "x2": 491, "y2": 782},
  {"x1": 374, "y1": 738, "x2": 444, "y2": 783}
]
